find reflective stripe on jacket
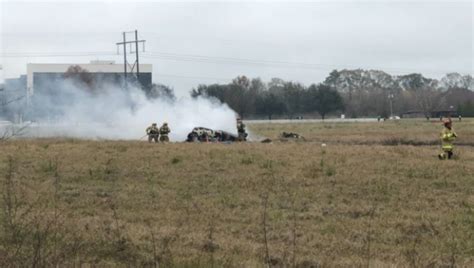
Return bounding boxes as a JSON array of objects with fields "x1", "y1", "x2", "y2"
[
  {"x1": 440, "y1": 127, "x2": 456, "y2": 150},
  {"x1": 160, "y1": 126, "x2": 170, "y2": 136},
  {"x1": 146, "y1": 126, "x2": 159, "y2": 134}
]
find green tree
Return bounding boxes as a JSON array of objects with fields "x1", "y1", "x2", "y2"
[
  {"x1": 256, "y1": 91, "x2": 286, "y2": 120},
  {"x1": 229, "y1": 75, "x2": 252, "y2": 118},
  {"x1": 191, "y1": 84, "x2": 228, "y2": 102},
  {"x1": 147, "y1": 83, "x2": 176, "y2": 100},
  {"x1": 458, "y1": 100, "x2": 474, "y2": 117},
  {"x1": 191, "y1": 76, "x2": 256, "y2": 118},
  {"x1": 306, "y1": 84, "x2": 344, "y2": 119},
  {"x1": 323, "y1": 69, "x2": 340, "y2": 86},
  {"x1": 281, "y1": 82, "x2": 305, "y2": 118}
]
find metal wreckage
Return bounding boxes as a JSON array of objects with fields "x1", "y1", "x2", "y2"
[
  {"x1": 279, "y1": 131, "x2": 305, "y2": 141},
  {"x1": 186, "y1": 127, "x2": 247, "y2": 142},
  {"x1": 184, "y1": 127, "x2": 304, "y2": 143},
  {"x1": 182, "y1": 117, "x2": 304, "y2": 143}
]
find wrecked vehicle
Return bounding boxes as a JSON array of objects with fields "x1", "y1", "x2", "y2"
[{"x1": 186, "y1": 127, "x2": 239, "y2": 142}]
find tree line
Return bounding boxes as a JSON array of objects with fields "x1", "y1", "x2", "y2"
[
  {"x1": 38, "y1": 66, "x2": 474, "y2": 119},
  {"x1": 190, "y1": 76, "x2": 344, "y2": 119},
  {"x1": 5, "y1": 66, "x2": 472, "y2": 121},
  {"x1": 187, "y1": 72, "x2": 474, "y2": 119}
]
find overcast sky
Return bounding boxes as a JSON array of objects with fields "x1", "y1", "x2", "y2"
[{"x1": 1, "y1": 0, "x2": 472, "y2": 96}]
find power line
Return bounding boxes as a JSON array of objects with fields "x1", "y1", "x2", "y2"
[
  {"x1": 142, "y1": 51, "x2": 467, "y2": 75},
  {"x1": 1, "y1": 50, "x2": 470, "y2": 75},
  {"x1": 1, "y1": 30, "x2": 470, "y2": 74},
  {"x1": 155, "y1": 73, "x2": 232, "y2": 81},
  {"x1": 141, "y1": 53, "x2": 331, "y2": 72},
  {"x1": 1, "y1": 52, "x2": 117, "y2": 58}
]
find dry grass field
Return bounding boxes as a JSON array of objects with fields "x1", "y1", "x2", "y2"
[
  {"x1": 0, "y1": 119, "x2": 473, "y2": 267},
  {"x1": 249, "y1": 118, "x2": 474, "y2": 146}
]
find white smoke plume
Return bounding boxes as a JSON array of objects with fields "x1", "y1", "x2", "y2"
[{"x1": 22, "y1": 80, "x2": 238, "y2": 141}]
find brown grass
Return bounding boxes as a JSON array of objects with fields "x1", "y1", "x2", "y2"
[
  {"x1": 0, "y1": 119, "x2": 473, "y2": 266},
  {"x1": 249, "y1": 118, "x2": 474, "y2": 146}
]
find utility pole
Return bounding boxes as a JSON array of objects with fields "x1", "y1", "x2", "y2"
[
  {"x1": 122, "y1": 32, "x2": 127, "y2": 83},
  {"x1": 116, "y1": 30, "x2": 146, "y2": 88},
  {"x1": 135, "y1": 30, "x2": 140, "y2": 79}
]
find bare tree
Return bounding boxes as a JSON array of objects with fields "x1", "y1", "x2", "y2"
[
  {"x1": 414, "y1": 86, "x2": 445, "y2": 117},
  {"x1": 1, "y1": 89, "x2": 28, "y2": 141},
  {"x1": 0, "y1": 123, "x2": 30, "y2": 141}
]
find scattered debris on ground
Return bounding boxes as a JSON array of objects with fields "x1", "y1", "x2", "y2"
[{"x1": 279, "y1": 131, "x2": 305, "y2": 141}]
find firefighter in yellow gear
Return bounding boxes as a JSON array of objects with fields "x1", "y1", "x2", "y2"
[
  {"x1": 159, "y1": 122, "x2": 171, "y2": 142},
  {"x1": 236, "y1": 118, "x2": 247, "y2": 141},
  {"x1": 146, "y1": 123, "x2": 159, "y2": 143},
  {"x1": 438, "y1": 119, "x2": 457, "y2": 160}
]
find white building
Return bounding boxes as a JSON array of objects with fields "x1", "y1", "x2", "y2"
[{"x1": 26, "y1": 60, "x2": 153, "y2": 97}]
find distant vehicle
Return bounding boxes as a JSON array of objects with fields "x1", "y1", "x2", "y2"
[
  {"x1": 186, "y1": 127, "x2": 238, "y2": 142},
  {"x1": 389, "y1": 116, "x2": 401, "y2": 120}
]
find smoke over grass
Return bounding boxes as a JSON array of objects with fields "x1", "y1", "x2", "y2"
[{"x1": 23, "y1": 80, "x2": 238, "y2": 141}]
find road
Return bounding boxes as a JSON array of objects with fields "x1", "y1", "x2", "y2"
[{"x1": 245, "y1": 118, "x2": 380, "y2": 124}]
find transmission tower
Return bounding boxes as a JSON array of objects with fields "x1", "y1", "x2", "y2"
[{"x1": 116, "y1": 30, "x2": 146, "y2": 88}]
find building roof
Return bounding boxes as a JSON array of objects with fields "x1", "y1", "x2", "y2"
[{"x1": 27, "y1": 62, "x2": 152, "y2": 74}]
